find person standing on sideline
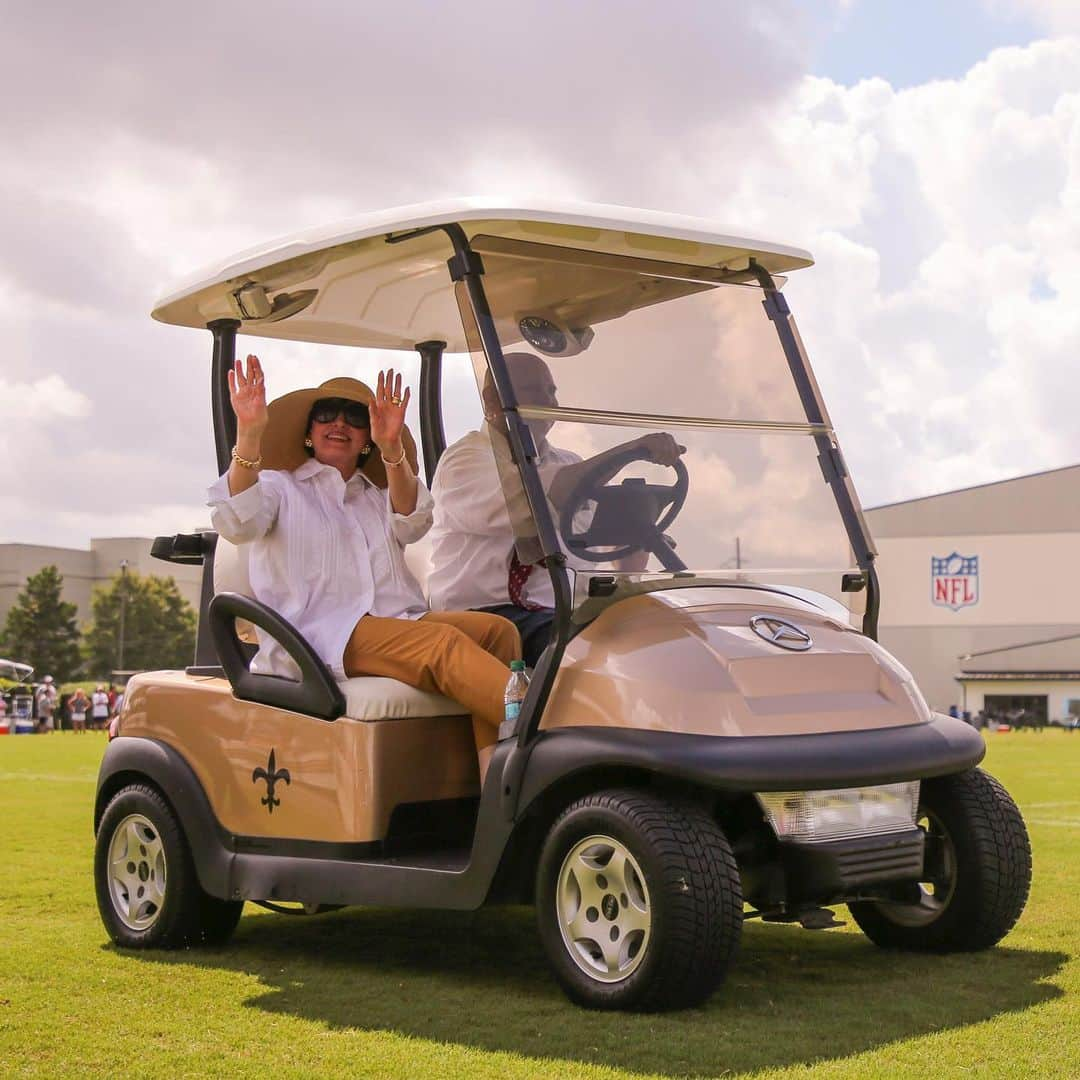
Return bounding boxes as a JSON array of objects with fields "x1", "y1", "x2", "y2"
[
  {"x1": 91, "y1": 685, "x2": 110, "y2": 731},
  {"x1": 68, "y1": 688, "x2": 89, "y2": 732},
  {"x1": 35, "y1": 676, "x2": 57, "y2": 733}
]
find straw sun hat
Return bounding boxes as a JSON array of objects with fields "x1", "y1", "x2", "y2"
[{"x1": 260, "y1": 377, "x2": 418, "y2": 489}]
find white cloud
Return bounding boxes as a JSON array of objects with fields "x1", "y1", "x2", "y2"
[
  {"x1": 737, "y1": 38, "x2": 1080, "y2": 505},
  {"x1": 1, "y1": 8, "x2": 1079, "y2": 553},
  {"x1": 0, "y1": 374, "x2": 92, "y2": 420},
  {"x1": 988, "y1": 0, "x2": 1080, "y2": 33}
]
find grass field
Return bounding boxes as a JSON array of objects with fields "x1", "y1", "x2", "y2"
[{"x1": 0, "y1": 732, "x2": 1076, "y2": 1079}]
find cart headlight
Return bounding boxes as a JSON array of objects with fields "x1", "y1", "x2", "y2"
[{"x1": 756, "y1": 783, "x2": 919, "y2": 843}]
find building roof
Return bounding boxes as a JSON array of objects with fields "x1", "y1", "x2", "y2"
[
  {"x1": 865, "y1": 462, "x2": 1080, "y2": 538},
  {"x1": 957, "y1": 671, "x2": 1080, "y2": 681},
  {"x1": 151, "y1": 197, "x2": 814, "y2": 350}
]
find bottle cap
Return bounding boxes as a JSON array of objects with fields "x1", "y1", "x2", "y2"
[{"x1": 510, "y1": 660, "x2": 526, "y2": 672}]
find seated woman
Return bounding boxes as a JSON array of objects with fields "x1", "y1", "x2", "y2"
[{"x1": 208, "y1": 355, "x2": 520, "y2": 781}]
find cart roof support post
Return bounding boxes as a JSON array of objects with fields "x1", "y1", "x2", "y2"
[
  {"x1": 208, "y1": 318, "x2": 241, "y2": 475},
  {"x1": 415, "y1": 340, "x2": 447, "y2": 483}
]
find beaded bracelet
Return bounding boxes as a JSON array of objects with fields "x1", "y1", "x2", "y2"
[{"x1": 231, "y1": 445, "x2": 262, "y2": 470}]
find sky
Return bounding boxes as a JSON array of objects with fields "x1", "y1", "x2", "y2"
[{"x1": 2, "y1": 0, "x2": 1079, "y2": 551}]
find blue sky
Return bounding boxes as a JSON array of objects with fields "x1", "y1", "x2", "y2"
[{"x1": 814, "y1": 0, "x2": 1041, "y2": 86}]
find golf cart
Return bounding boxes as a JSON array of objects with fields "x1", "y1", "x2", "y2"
[
  {"x1": 94, "y1": 199, "x2": 1030, "y2": 1011},
  {"x1": 0, "y1": 659, "x2": 34, "y2": 734}
]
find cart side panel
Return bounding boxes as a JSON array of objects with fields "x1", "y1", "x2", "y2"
[{"x1": 119, "y1": 672, "x2": 478, "y2": 843}]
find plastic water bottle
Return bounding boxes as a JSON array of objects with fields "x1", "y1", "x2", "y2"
[{"x1": 504, "y1": 659, "x2": 530, "y2": 732}]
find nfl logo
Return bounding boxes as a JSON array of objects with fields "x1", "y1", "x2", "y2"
[{"x1": 931, "y1": 552, "x2": 979, "y2": 611}]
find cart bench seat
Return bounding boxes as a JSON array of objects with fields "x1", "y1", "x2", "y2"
[{"x1": 338, "y1": 676, "x2": 466, "y2": 721}]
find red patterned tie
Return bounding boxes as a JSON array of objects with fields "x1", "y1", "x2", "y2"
[{"x1": 508, "y1": 549, "x2": 544, "y2": 610}]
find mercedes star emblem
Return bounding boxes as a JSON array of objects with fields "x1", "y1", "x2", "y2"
[{"x1": 749, "y1": 615, "x2": 813, "y2": 651}]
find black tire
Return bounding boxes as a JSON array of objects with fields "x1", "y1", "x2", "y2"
[
  {"x1": 535, "y1": 788, "x2": 742, "y2": 1011},
  {"x1": 95, "y1": 783, "x2": 244, "y2": 949},
  {"x1": 849, "y1": 769, "x2": 1031, "y2": 951}
]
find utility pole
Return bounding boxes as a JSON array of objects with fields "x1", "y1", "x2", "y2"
[
  {"x1": 117, "y1": 560, "x2": 129, "y2": 672},
  {"x1": 735, "y1": 537, "x2": 742, "y2": 570}
]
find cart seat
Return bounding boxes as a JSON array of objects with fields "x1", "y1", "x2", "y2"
[{"x1": 213, "y1": 535, "x2": 464, "y2": 721}]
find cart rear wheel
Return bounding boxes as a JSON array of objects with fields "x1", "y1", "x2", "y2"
[
  {"x1": 536, "y1": 788, "x2": 742, "y2": 1011},
  {"x1": 95, "y1": 783, "x2": 243, "y2": 949},
  {"x1": 849, "y1": 769, "x2": 1030, "y2": 951}
]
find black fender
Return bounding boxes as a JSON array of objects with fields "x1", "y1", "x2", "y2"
[
  {"x1": 515, "y1": 715, "x2": 986, "y2": 815},
  {"x1": 95, "y1": 737, "x2": 234, "y2": 900}
]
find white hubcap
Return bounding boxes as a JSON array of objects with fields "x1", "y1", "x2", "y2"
[
  {"x1": 556, "y1": 834, "x2": 651, "y2": 983},
  {"x1": 107, "y1": 813, "x2": 167, "y2": 931}
]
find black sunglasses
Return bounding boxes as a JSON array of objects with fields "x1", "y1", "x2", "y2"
[{"x1": 310, "y1": 397, "x2": 370, "y2": 428}]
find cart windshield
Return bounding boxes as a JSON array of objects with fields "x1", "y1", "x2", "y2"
[{"x1": 455, "y1": 237, "x2": 869, "y2": 622}]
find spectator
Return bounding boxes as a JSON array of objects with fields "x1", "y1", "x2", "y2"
[
  {"x1": 106, "y1": 683, "x2": 117, "y2": 714},
  {"x1": 35, "y1": 676, "x2": 57, "y2": 733},
  {"x1": 68, "y1": 688, "x2": 89, "y2": 733},
  {"x1": 91, "y1": 685, "x2": 110, "y2": 731}
]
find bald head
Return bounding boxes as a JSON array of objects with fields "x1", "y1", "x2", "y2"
[{"x1": 482, "y1": 351, "x2": 558, "y2": 414}]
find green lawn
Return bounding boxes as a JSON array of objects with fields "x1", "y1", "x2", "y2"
[{"x1": 0, "y1": 731, "x2": 1076, "y2": 1079}]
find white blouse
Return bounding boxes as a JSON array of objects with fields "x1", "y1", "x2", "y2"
[{"x1": 208, "y1": 458, "x2": 433, "y2": 679}]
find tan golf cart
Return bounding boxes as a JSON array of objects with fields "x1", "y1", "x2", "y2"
[{"x1": 94, "y1": 199, "x2": 1030, "y2": 1011}]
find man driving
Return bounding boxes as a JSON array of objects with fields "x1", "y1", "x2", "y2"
[{"x1": 428, "y1": 352, "x2": 683, "y2": 666}]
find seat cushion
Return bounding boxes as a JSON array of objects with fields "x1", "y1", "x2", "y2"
[
  {"x1": 213, "y1": 537, "x2": 258, "y2": 642},
  {"x1": 340, "y1": 676, "x2": 467, "y2": 721}
]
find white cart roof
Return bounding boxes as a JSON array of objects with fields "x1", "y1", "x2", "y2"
[{"x1": 152, "y1": 197, "x2": 814, "y2": 352}]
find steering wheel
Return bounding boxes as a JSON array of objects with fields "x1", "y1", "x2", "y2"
[{"x1": 558, "y1": 444, "x2": 689, "y2": 571}]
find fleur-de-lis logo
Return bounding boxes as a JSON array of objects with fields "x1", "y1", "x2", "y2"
[{"x1": 252, "y1": 748, "x2": 290, "y2": 814}]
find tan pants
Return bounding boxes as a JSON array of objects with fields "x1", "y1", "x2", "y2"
[{"x1": 343, "y1": 611, "x2": 521, "y2": 751}]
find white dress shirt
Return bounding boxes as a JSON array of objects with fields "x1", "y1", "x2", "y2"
[
  {"x1": 208, "y1": 458, "x2": 433, "y2": 679},
  {"x1": 427, "y1": 423, "x2": 581, "y2": 612}
]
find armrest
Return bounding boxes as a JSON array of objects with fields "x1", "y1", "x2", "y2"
[
  {"x1": 208, "y1": 592, "x2": 346, "y2": 721},
  {"x1": 152, "y1": 532, "x2": 213, "y2": 566}
]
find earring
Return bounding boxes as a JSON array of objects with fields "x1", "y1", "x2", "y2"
[
  {"x1": 304, "y1": 438, "x2": 313, "y2": 447},
  {"x1": 360, "y1": 442, "x2": 373, "y2": 458}
]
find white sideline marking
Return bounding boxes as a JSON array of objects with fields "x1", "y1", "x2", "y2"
[
  {"x1": 0, "y1": 772, "x2": 95, "y2": 783},
  {"x1": 1025, "y1": 818, "x2": 1080, "y2": 828},
  {"x1": 1025, "y1": 801, "x2": 1080, "y2": 809}
]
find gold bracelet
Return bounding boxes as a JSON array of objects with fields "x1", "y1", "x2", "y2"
[
  {"x1": 380, "y1": 445, "x2": 407, "y2": 468},
  {"x1": 231, "y1": 445, "x2": 262, "y2": 470}
]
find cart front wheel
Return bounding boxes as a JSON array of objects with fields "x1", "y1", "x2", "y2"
[
  {"x1": 536, "y1": 788, "x2": 742, "y2": 1011},
  {"x1": 95, "y1": 783, "x2": 243, "y2": 949},
  {"x1": 849, "y1": 769, "x2": 1030, "y2": 951}
]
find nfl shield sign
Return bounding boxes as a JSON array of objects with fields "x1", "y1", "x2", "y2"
[{"x1": 931, "y1": 552, "x2": 979, "y2": 611}]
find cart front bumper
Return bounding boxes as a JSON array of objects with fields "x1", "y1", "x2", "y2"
[{"x1": 779, "y1": 827, "x2": 925, "y2": 903}]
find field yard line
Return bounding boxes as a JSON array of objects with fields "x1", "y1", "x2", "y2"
[
  {"x1": 1025, "y1": 818, "x2": 1080, "y2": 828},
  {"x1": 1025, "y1": 801, "x2": 1080, "y2": 809},
  {"x1": 0, "y1": 772, "x2": 96, "y2": 783}
]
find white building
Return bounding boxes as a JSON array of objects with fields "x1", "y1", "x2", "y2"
[
  {"x1": 0, "y1": 537, "x2": 202, "y2": 629},
  {"x1": 865, "y1": 464, "x2": 1080, "y2": 724}
]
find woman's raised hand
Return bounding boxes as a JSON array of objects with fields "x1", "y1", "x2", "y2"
[
  {"x1": 228, "y1": 355, "x2": 269, "y2": 436},
  {"x1": 370, "y1": 367, "x2": 410, "y2": 452}
]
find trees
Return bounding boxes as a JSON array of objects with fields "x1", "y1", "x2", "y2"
[
  {"x1": 0, "y1": 565, "x2": 82, "y2": 681},
  {"x1": 82, "y1": 571, "x2": 196, "y2": 677}
]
